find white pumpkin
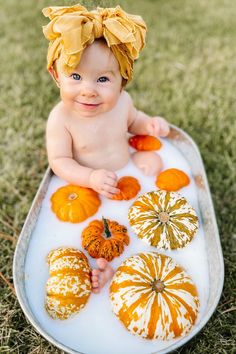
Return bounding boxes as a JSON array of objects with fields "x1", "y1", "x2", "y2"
[{"x1": 128, "y1": 190, "x2": 199, "y2": 249}]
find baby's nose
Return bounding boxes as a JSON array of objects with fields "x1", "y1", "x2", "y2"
[{"x1": 80, "y1": 85, "x2": 97, "y2": 98}]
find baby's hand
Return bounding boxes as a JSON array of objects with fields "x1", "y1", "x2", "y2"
[
  {"x1": 89, "y1": 169, "x2": 120, "y2": 198},
  {"x1": 146, "y1": 117, "x2": 170, "y2": 137}
]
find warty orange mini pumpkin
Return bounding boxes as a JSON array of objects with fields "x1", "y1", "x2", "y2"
[
  {"x1": 156, "y1": 168, "x2": 190, "y2": 191},
  {"x1": 50, "y1": 184, "x2": 101, "y2": 223},
  {"x1": 128, "y1": 190, "x2": 198, "y2": 249},
  {"x1": 129, "y1": 135, "x2": 162, "y2": 151},
  {"x1": 45, "y1": 247, "x2": 92, "y2": 319},
  {"x1": 82, "y1": 218, "x2": 130, "y2": 262},
  {"x1": 110, "y1": 252, "x2": 199, "y2": 340},
  {"x1": 111, "y1": 176, "x2": 141, "y2": 200}
]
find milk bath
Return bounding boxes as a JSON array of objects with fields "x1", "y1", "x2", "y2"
[{"x1": 24, "y1": 138, "x2": 209, "y2": 354}]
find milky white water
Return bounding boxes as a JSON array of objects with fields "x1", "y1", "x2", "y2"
[{"x1": 24, "y1": 138, "x2": 209, "y2": 354}]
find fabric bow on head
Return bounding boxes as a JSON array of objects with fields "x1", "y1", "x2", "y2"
[{"x1": 42, "y1": 3, "x2": 147, "y2": 82}]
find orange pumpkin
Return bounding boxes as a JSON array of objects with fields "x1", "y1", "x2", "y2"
[
  {"x1": 111, "y1": 176, "x2": 141, "y2": 200},
  {"x1": 51, "y1": 185, "x2": 101, "y2": 223},
  {"x1": 82, "y1": 218, "x2": 129, "y2": 261},
  {"x1": 129, "y1": 135, "x2": 162, "y2": 151},
  {"x1": 110, "y1": 252, "x2": 199, "y2": 340},
  {"x1": 45, "y1": 247, "x2": 92, "y2": 319},
  {"x1": 156, "y1": 168, "x2": 190, "y2": 191}
]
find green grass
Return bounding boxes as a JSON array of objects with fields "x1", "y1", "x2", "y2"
[{"x1": 0, "y1": 0, "x2": 235, "y2": 352}]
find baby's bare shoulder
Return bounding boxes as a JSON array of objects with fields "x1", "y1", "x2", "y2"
[
  {"x1": 117, "y1": 91, "x2": 135, "y2": 121},
  {"x1": 121, "y1": 90, "x2": 134, "y2": 106},
  {"x1": 46, "y1": 102, "x2": 72, "y2": 138},
  {"x1": 121, "y1": 90, "x2": 137, "y2": 125},
  {"x1": 47, "y1": 101, "x2": 66, "y2": 125}
]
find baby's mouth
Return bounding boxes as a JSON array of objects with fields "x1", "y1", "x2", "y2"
[
  {"x1": 77, "y1": 101, "x2": 100, "y2": 107},
  {"x1": 76, "y1": 101, "x2": 101, "y2": 110}
]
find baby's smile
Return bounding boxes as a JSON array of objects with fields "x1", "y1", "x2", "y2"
[{"x1": 76, "y1": 101, "x2": 101, "y2": 110}]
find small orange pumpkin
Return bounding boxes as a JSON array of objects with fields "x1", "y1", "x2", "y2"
[
  {"x1": 82, "y1": 218, "x2": 130, "y2": 261},
  {"x1": 156, "y1": 168, "x2": 190, "y2": 191},
  {"x1": 111, "y1": 176, "x2": 141, "y2": 200},
  {"x1": 51, "y1": 185, "x2": 101, "y2": 223},
  {"x1": 129, "y1": 135, "x2": 162, "y2": 151}
]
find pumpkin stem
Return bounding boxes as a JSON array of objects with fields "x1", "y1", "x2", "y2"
[
  {"x1": 102, "y1": 217, "x2": 112, "y2": 238},
  {"x1": 151, "y1": 279, "x2": 165, "y2": 293},
  {"x1": 68, "y1": 193, "x2": 77, "y2": 200},
  {"x1": 159, "y1": 211, "x2": 170, "y2": 223}
]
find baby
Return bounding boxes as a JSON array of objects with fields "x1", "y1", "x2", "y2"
[{"x1": 43, "y1": 4, "x2": 169, "y2": 293}]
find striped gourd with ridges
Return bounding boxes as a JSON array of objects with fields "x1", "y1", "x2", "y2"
[
  {"x1": 128, "y1": 190, "x2": 199, "y2": 249},
  {"x1": 110, "y1": 252, "x2": 199, "y2": 340},
  {"x1": 45, "y1": 247, "x2": 92, "y2": 319}
]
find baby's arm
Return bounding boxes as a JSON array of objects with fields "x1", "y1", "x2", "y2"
[
  {"x1": 126, "y1": 93, "x2": 170, "y2": 137},
  {"x1": 46, "y1": 107, "x2": 119, "y2": 198}
]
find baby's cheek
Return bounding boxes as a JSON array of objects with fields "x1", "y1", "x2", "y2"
[
  {"x1": 105, "y1": 92, "x2": 121, "y2": 108},
  {"x1": 60, "y1": 86, "x2": 76, "y2": 101}
]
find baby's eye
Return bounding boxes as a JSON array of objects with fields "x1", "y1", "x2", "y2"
[
  {"x1": 97, "y1": 76, "x2": 109, "y2": 83},
  {"x1": 71, "y1": 73, "x2": 81, "y2": 81}
]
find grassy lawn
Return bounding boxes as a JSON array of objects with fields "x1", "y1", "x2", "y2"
[{"x1": 0, "y1": 0, "x2": 235, "y2": 352}]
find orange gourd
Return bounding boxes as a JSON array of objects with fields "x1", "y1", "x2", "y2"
[
  {"x1": 82, "y1": 218, "x2": 129, "y2": 261},
  {"x1": 156, "y1": 168, "x2": 190, "y2": 191},
  {"x1": 111, "y1": 176, "x2": 141, "y2": 200},
  {"x1": 110, "y1": 252, "x2": 199, "y2": 340},
  {"x1": 129, "y1": 135, "x2": 162, "y2": 151},
  {"x1": 51, "y1": 185, "x2": 101, "y2": 223},
  {"x1": 45, "y1": 247, "x2": 92, "y2": 319}
]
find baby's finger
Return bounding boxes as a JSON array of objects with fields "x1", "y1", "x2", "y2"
[
  {"x1": 159, "y1": 118, "x2": 170, "y2": 132},
  {"x1": 152, "y1": 123, "x2": 160, "y2": 137},
  {"x1": 146, "y1": 122, "x2": 154, "y2": 136},
  {"x1": 91, "y1": 275, "x2": 99, "y2": 282},
  {"x1": 106, "y1": 171, "x2": 118, "y2": 181},
  {"x1": 92, "y1": 288, "x2": 100, "y2": 294},
  {"x1": 105, "y1": 176, "x2": 118, "y2": 187},
  {"x1": 159, "y1": 121, "x2": 170, "y2": 137},
  {"x1": 100, "y1": 190, "x2": 117, "y2": 199},
  {"x1": 103, "y1": 184, "x2": 120, "y2": 194}
]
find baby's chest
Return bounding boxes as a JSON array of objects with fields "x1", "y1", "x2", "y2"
[{"x1": 70, "y1": 114, "x2": 128, "y2": 151}]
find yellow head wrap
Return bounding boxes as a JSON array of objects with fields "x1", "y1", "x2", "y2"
[{"x1": 42, "y1": 3, "x2": 147, "y2": 83}]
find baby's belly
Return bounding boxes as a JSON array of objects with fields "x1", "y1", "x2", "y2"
[{"x1": 73, "y1": 144, "x2": 130, "y2": 171}]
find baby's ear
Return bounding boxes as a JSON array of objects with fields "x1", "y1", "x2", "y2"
[
  {"x1": 121, "y1": 78, "x2": 127, "y2": 91},
  {"x1": 48, "y1": 67, "x2": 60, "y2": 88}
]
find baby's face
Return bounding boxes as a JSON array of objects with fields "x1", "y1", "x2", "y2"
[{"x1": 56, "y1": 41, "x2": 123, "y2": 117}]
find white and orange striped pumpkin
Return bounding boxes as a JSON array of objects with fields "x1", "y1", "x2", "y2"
[
  {"x1": 45, "y1": 247, "x2": 92, "y2": 319},
  {"x1": 110, "y1": 252, "x2": 199, "y2": 340},
  {"x1": 128, "y1": 190, "x2": 199, "y2": 249}
]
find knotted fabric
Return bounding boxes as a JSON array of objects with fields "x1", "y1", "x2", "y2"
[{"x1": 42, "y1": 3, "x2": 147, "y2": 82}]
